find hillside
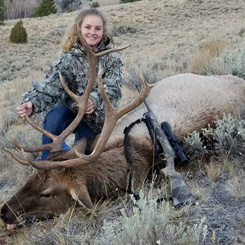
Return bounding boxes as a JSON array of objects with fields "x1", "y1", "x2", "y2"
[{"x1": 1, "y1": 0, "x2": 245, "y2": 244}]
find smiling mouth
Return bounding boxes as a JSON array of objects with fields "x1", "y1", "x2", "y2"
[{"x1": 87, "y1": 36, "x2": 97, "y2": 40}]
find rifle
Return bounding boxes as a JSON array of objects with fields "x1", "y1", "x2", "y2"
[
  {"x1": 161, "y1": 121, "x2": 188, "y2": 165},
  {"x1": 135, "y1": 85, "x2": 193, "y2": 209}
]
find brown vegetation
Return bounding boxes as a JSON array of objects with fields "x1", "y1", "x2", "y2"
[{"x1": 191, "y1": 39, "x2": 227, "y2": 75}]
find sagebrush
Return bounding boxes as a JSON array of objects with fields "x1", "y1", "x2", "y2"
[
  {"x1": 95, "y1": 190, "x2": 207, "y2": 245},
  {"x1": 184, "y1": 113, "x2": 245, "y2": 161}
]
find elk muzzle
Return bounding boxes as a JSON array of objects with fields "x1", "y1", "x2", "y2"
[{"x1": 1, "y1": 202, "x2": 20, "y2": 226}]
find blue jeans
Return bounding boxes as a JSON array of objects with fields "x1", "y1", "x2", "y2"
[{"x1": 40, "y1": 105, "x2": 96, "y2": 160}]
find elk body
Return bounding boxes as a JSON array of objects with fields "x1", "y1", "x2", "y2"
[
  {"x1": 1, "y1": 31, "x2": 245, "y2": 228},
  {"x1": 110, "y1": 73, "x2": 245, "y2": 141}
]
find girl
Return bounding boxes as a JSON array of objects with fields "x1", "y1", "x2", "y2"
[{"x1": 16, "y1": 9, "x2": 123, "y2": 160}]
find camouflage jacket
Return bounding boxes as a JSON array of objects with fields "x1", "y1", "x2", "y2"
[{"x1": 22, "y1": 38, "x2": 123, "y2": 133}]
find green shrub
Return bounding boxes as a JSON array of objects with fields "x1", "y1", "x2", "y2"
[
  {"x1": 203, "y1": 114, "x2": 245, "y2": 159},
  {"x1": 9, "y1": 20, "x2": 28, "y2": 44},
  {"x1": 35, "y1": 0, "x2": 57, "y2": 17},
  {"x1": 91, "y1": 1, "x2": 100, "y2": 8}
]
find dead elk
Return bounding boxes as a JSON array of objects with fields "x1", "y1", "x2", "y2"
[{"x1": 2, "y1": 32, "x2": 245, "y2": 227}]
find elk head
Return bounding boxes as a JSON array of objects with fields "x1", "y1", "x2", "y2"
[
  {"x1": 1, "y1": 170, "x2": 75, "y2": 228},
  {"x1": 1, "y1": 26, "x2": 152, "y2": 228}
]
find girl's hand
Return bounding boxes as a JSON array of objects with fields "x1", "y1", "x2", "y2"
[
  {"x1": 17, "y1": 102, "x2": 33, "y2": 119},
  {"x1": 85, "y1": 99, "x2": 95, "y2": 114}
]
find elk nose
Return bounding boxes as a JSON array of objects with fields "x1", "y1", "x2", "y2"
[
  {"x1": 0, "y1": 204, "x2": 11, "y2": 223},
  {"x1": 0, "y1": 207, "x2": 6, "y2": 222}
]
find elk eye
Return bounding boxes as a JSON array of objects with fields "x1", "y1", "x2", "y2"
[
  {"x1": 39, "y1": 190, "x2": 53, "y2": 198},
  {"x1": 40, "y1": 193, "x2": 52, "y2": 198}
]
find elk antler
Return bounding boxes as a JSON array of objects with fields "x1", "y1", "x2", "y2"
[{"x1": 8, "y1": 26, "x2": 152, "y2": 169}]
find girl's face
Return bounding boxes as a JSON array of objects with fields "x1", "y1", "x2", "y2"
[{"x1": 81, "y1": 14, "x2": 104, "y2": 49}]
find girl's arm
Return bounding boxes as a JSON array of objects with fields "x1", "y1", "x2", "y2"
[{"x1": 21, "y1": 52, "x2": 75, "y2": 115}]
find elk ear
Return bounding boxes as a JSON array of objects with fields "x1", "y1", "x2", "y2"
[
  {"x1": 53, "y1": 139, "x2": 87, "y2": 160},
  {"x1": 69, "y1": 188, "x2": 93, "y2": 211},
  {"x1": 47, "y1": 150, "x2": 67, "y2": 160},
  {"x1": 67, "y1": 138, "x2": 87, "y2": 158}
]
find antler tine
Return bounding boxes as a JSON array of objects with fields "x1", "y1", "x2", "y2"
[
  {"x1": 11, "y1": 138, "x2": 22, "y2": 150},
  {"x1": 18, "y1": 156, "x2": 91, "y2": 170},
  {"x1": 20, "y1": 149, "x2": 54, "y2": 168},
  {"x1": 96, "y1": 45, "x2": 131, "y2": 58},
  {"x1": 58, "y1": 71, "x2": 80, "y2": 103},
  {"x1": 6, "y1": 146, "x2": 77, "y2": 169},
  {"x1": 25, "y1": 116, "x2": 56, "y2": 140},
  {"x1": 116, "y1": 73, "x2": 154, "y2": 118},
  {"x1": 10, "y1": 115, "x2": 57, "y2": 153},
  {"x1": 12, "y1": 137, "x2": 53, "y2": 153},
  {"x1": 5, "y1": 149, "x2": 30, "y2": 166}
]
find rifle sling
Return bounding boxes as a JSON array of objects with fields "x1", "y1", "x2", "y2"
[{"x1": 123, "y1": 114, "x2": 162, "y2": 198}]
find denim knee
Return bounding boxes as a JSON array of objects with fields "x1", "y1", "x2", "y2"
[
  {"x1": 74, "y1": 121, "x2": 97, "y2": 142},
  {"x1": 43, "y1": 105, "x2": 75, "y2": 135}
]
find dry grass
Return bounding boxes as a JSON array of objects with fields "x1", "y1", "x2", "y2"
[
  {"x1": 223, "y1": 159, "x2": 238, "y2": 176},
  {"x1": 226, "y1": 173, "x2": 245, "y2": 199},
  {"x1": 191, "y1": 39, "x2": 227, "y2": 75},
  {"x1": 188, "y1": 182, "x2": 211, "y2": 202},
  {"x1": 204, "y1": 161, "x2": 223, "y2": 182}
]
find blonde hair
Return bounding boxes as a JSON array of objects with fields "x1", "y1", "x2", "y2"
[{"x1": 61, "y1": 9, "x2": 108, "y2": 52}]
